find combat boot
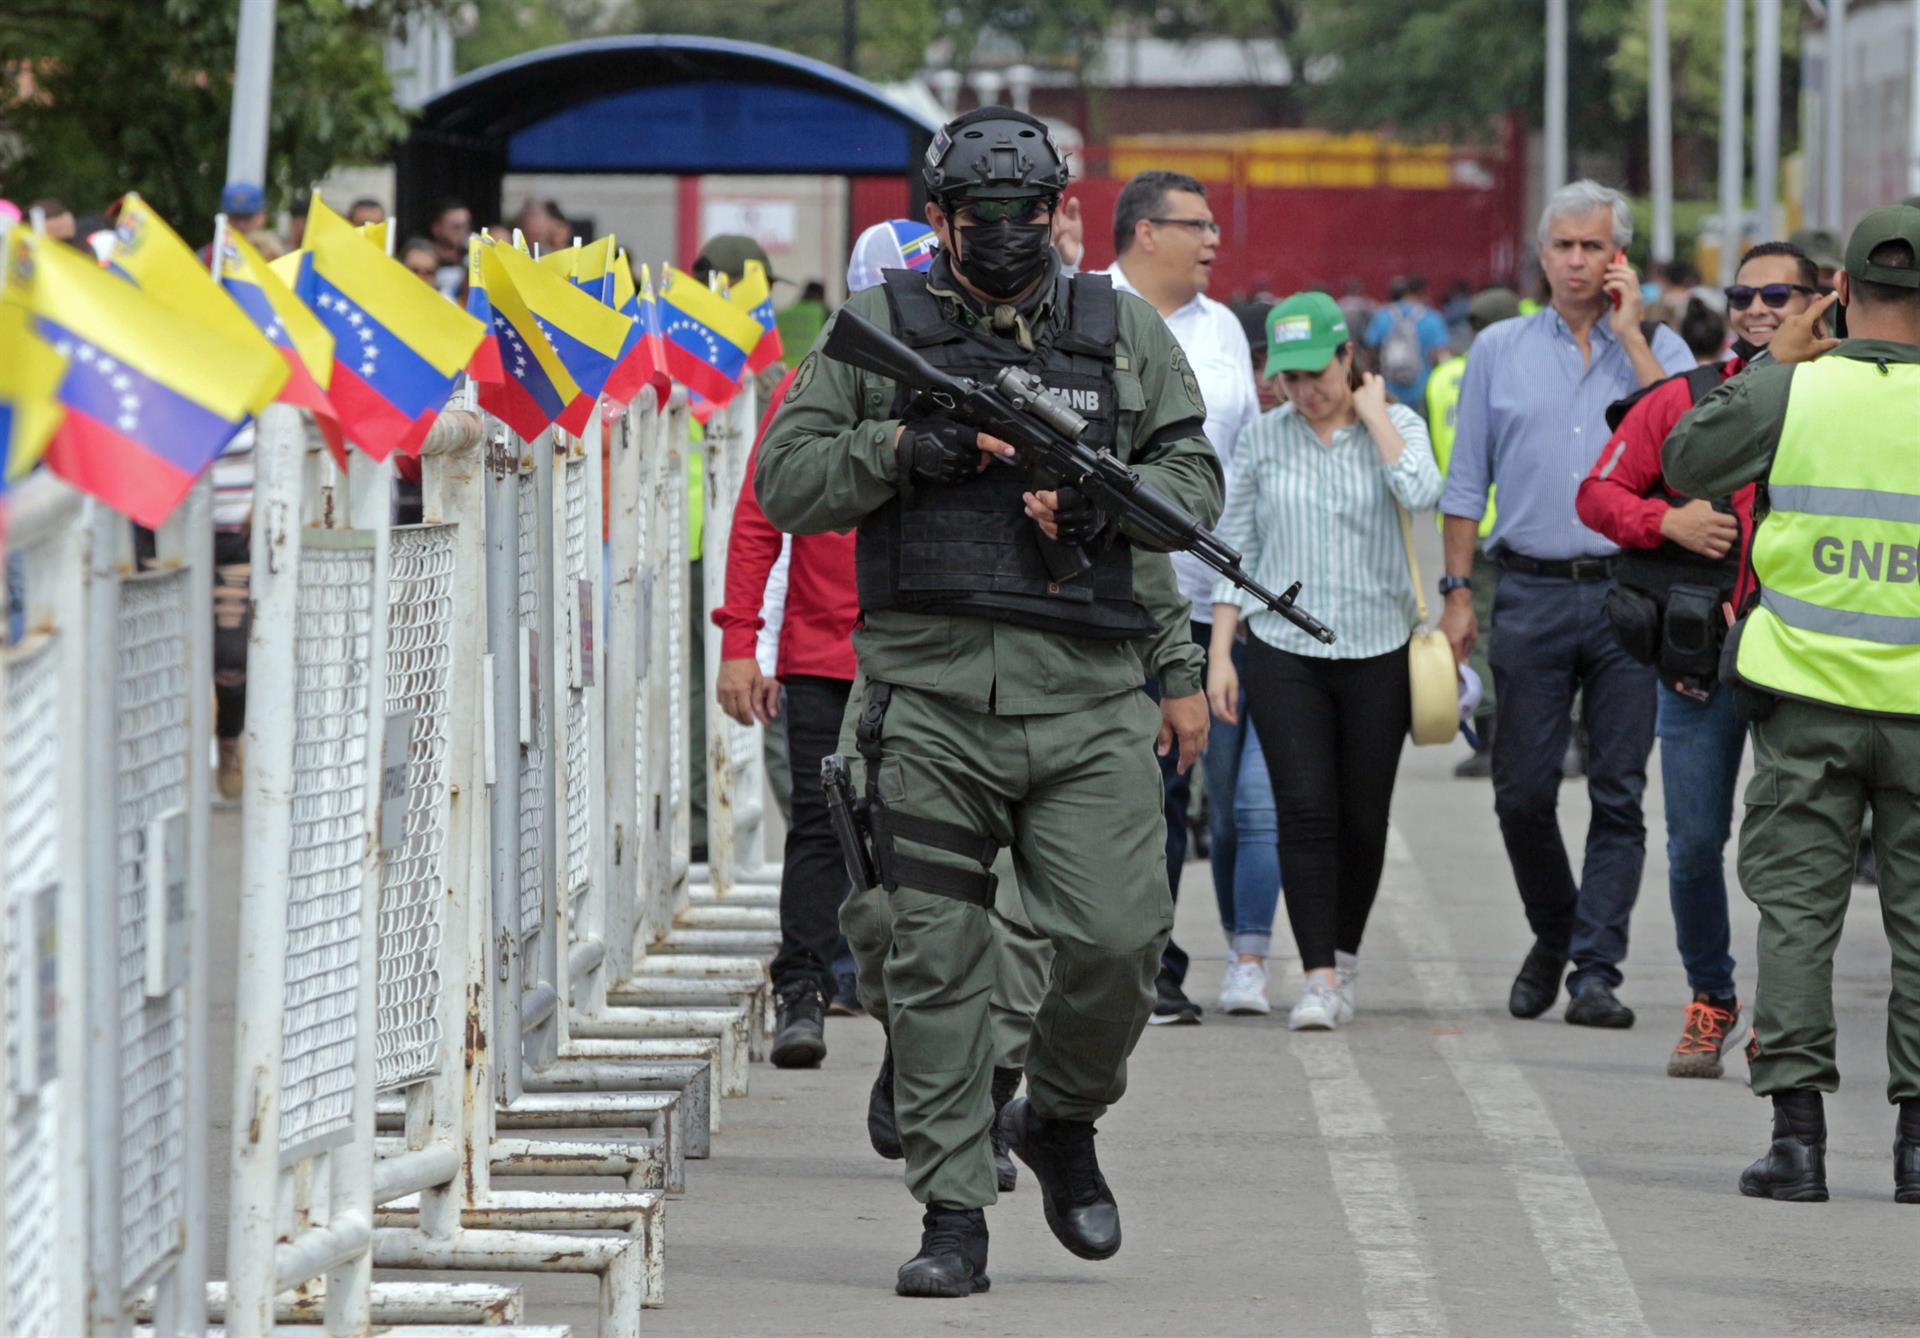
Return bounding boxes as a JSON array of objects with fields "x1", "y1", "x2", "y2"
[
  {"x1": 998, "y1": 1096, "x2": 1121, "y2": 1260},
  {"x1": 1894, "y1": 1100, "x2": 1920, "y2": 1203},
  {"x1": 770, "y1": 980, "x2": 826, "y2": 1070},
  {"x1": 990, "y1": 1066, "x2": 1022, "y2": 1192},
  {"x1": 868, "y1": 1031, "x2": 903, "y2": 1160},
  {"x1": 895, "y1": 1204, "x2": 989, "y2": 1297},
  {"x1": 1740, "y1": 1089, "x2": 1828, "y2": 1202}
]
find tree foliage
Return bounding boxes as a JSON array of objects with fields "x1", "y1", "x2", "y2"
[{"x1": 0, "y1": 0, "x2": 455, "y2": 241}]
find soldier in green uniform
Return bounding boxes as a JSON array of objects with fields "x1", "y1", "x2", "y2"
[
  {"x1": 757, "y1": 106, "x2": 1222, "y2": 1295},
  {"x1": 1663, "y1": 205, "x2": 1920, "y2": 1203}
]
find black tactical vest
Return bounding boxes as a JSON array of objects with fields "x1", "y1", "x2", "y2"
[{"x1": 855, "y1": 269, "x2": 1156, "y2": 641}]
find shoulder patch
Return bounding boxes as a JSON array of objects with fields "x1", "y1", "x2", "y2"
[
  {"x1": 1169, "y1": 344, "x2": 1204, "y2": 410},
  {"x1": 786, "y1": 352, "x2": 817, "y2": 402}
]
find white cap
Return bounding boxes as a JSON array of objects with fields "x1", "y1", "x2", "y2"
[{"x1": 847, "y1": 218, "x2": 940, "y2": 294}]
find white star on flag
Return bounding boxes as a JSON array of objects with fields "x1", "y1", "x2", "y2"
[
  {"x1": 76, "y1": 344, "x2": 95, "y2": 363},
  {"x1": 360, "y1": 360, "x2": 376, "y2": 375},
  {"x1": 346, "y1": 310, "x2": 364, "y2": 328},
  {"x1": 318, "y1": 292, "x2": 336, "y2": 309}
]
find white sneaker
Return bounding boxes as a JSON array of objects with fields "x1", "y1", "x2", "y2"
[
  {"x1": 1288, "y1": 979, "x2": 1347, "y2": 1031},
  {"x1": 1217, "y1": 959, "x2": 1271, "y2": 1015},
  {"x1": 1335, "y1": 951, "x2": 1359, "y2": 1018}
]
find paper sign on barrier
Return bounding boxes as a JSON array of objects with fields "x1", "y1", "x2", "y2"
[
  {"x1": 142, "y1": 809, "x2": 189, "y2": 998},
  {"x1": 380, "y1": 710, "x2": 416, "y2": 855}
]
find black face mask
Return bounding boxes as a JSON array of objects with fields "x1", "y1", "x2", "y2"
[
  {"x1": 953, "y1": 218, "x2": 1053, "y2": 300},
  {"x1": 1729, "y1": 335, "x2": 1763, "y2": 362}
]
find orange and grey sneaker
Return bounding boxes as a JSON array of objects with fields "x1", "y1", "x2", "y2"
[{"x1": 1668, "y1": 994, "x2": 1742, "y2": 1079}]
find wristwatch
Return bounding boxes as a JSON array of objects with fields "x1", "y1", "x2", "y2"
[{"x1": 1438, "y1": 575, "x2": 1474, "y2": 596}]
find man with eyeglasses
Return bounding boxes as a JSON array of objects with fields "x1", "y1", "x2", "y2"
[
  {"x1": 1101, "y1": 169, "x2": 1264, "y2": 1021},
  {"x1": 1576, "y1": 241, "x2": 1820, "y2": 1080},
  {"x1": 1665, "y1": 205, "x2": 1920, "y2": 1204},
  {"x1": 758, "y1": 107, "x2": 1222, "y2": 1297}
]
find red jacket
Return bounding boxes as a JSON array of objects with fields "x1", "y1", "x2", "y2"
[
  {"x1": 1576, "y1": 358, "x2": 1759, "y2": 609},
  {"x1": 711, "y1": 371, "x2": 860, "y2": 682}
]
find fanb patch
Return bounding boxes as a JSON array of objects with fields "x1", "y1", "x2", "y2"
[
  {"x1": 1170, "y1": 345, "x2": 1204, "y2": 411},
  {"x1": 786, "y1": 352, "x2": 817, "y2": 402}
]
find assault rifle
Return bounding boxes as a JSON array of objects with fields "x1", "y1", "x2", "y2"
[{"x1": 823, "y1": 307, "x2": 1336, "y2": 644}]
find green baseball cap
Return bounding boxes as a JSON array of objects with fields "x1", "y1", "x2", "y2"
[
  {"x1": 1789, "y1": 225, "x2": 1844, "y2": 271},
  {"x1": 694, "y1": 233, "x2": 780, "y2": 284},
  {"x1": 1844, "y1": 205, "x2": 1920, "y2": 288},
  {"x1": 1265, "y1": 291, "x2": 1350, "y2": 375}
]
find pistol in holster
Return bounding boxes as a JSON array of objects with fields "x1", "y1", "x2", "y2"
[{"x1": 822, "y1": 752, "x2": 880, "y2": 891}]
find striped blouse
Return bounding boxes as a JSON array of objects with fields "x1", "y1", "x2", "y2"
[{"x1": 1211, "y1": 401, "x2": 1443, "y2": 659}]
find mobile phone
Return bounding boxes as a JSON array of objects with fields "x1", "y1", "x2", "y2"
[{"x1": 1609, "y1": 249, "x2": 1627, "y2": 310}]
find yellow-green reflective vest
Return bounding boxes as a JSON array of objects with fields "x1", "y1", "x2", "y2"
[
  {"x1": 1738, "y1": 355, "x2": 1920, "y2": 713},
  {"x1": 1425, "y1": 354, "x2": 1496, "y2": 538}
]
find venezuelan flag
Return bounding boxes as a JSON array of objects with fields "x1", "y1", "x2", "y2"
[
  {"x1": 218, "y1": 228, "x2": 345, "y2": 466},
  {"x1": 538, "y1": 235, "x2": 617, "y2": 306},
  {"x1": 602, "y1": 255, "x2": 669, "y2": 411},
  {"x1": 490, "y1": 241, "x2": 629, "y2": 435},
  {"x1": 473, "y1": 238, "x2": 581, "y2": 441},
  {"x1": 730, "y1": 258, "x2": 784, "y2": 375},
  {"x1": 465, "y1": 235, "x2": 505, "y2": 384},
  {"x1": 659, "y1": 264, "x2": 761, "y2": 406},
  {"x1": 8, "y1": 230, "x2": 285, "y2": 529},
  {"x1": 108, "y1": 194, "x2": 272, "y2": 351},
  {"x1": 0, "y1": 302, "x2": 68, "y2": 487},
  {"x1": 303, "y1": 197, "x2": 484, "y2": 459}
]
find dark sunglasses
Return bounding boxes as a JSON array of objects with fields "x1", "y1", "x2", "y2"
[
  {"x1": 1724, "y1": 282, "x2": 1817, "y2": 310},
  {"x1": 956, "y1": 198, "x2": 1052, "y2": 225}
]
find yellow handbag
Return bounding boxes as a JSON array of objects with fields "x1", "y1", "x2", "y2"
[{"x1": 1396, "y1": 502, "x2": 1461, "y2": 746}]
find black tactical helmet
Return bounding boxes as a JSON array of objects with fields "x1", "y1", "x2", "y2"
[{"x1": 923, "y1": 105, "x2": 1070, "y2": 204}]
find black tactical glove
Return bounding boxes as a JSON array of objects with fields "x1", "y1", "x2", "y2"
[
  {"x1": 1051, "y1": 484, "x2": 1109, "y2": 547},
  {"x1": 898, "y1": 417, "x2": 979, "y2": 487}
]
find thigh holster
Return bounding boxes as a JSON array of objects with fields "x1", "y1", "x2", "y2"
[{"x1": 823, "y1": 682, "x2": 1000, "y2": 908}]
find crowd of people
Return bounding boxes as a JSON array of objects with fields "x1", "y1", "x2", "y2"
[{"x1": 715, "y1": 110, "x2": 1920, "y2": 1288}]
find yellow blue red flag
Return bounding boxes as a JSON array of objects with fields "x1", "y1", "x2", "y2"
[
  {"x1": 489, "y1": 240, "x2": 630, "y2": 434},
  {"x1": 602, "y1": 254, "x2": 668, "y2": 410},
  {"x1": 659, "y1": 264, "x2": 761, "y2": 405},
  {"x1": 298, "y1": 196, "x2": 484, "y2": 459},
  {"x1": 472, "y1": 238, "x2": 582, "y2": 440},
  {"x1": 0, "y1": 301, "x2": 67, "y2": 487},
  {"x1": 730, "y1": 258, "x2": 783, "y2": 375},
  {"x1": 7, "y1": 229, "x2": 286, "y2": 528},
  {"x1": 218, "y1": 228, "x2": 345, "y2": 465}
]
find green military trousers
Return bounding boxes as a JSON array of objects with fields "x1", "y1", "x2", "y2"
[
  {"x1": 1741, "y1": 697, "x2": 1920, "y2": 1101},
  {"x1": 837, "y1": 676, "x2": 1171, "y2": 1208}
]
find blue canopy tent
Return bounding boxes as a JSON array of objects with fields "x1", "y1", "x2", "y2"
[{"x1": 395, "y1": 35, "x2": 941, "y2": 240}]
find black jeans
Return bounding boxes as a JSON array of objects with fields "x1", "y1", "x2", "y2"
[
  {"x1": 768, "y1": 674, "x2": 855, "y2": 1000},
  {"x1": 213, "y1": 528, "x2": 251, "y2": 740},
  {"x1": 1488, "y1": 570, "x2": 1657, "y2": 991},
  {"x1": 1244, "y1": 635, "x2": 1410, "y2": 971}
]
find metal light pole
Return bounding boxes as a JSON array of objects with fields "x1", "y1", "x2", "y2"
[
  {"x1": 1824, "y1": 0, "x2": 1847, "y2": 227},
  {"x1": 1909, "y1": 0, "x2": 1920, "y2": 197},
  {"x1": 226, "y1": 0, "x2": 277, "y2": 186},
  {"x1": 1753, "y1": 0, "x2": 1781, "y2": 239},
  {"x1": 1717, "y1": 0, "x2": 1746, "y2": 285},
  {"x1": 1650, "y1": 0, "x2": 1676, "y2": 264},
  {"x1": 1545, "y1": 0, "x2": 1569, "y2": 193}
]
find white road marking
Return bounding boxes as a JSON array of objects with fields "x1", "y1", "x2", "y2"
[
  {"x1": 1379, "y1": 825, "x2": 1654, "y2": 1338},
  {"x1": 1290, "y1": 1026, "x2": 1452, "y2": 1338}
]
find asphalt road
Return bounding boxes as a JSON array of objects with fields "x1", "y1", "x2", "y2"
[{"x1": 204, "y1": 723, "x2": 1917, "y2": 1338}]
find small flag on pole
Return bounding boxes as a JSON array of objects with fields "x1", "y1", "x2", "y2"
[
  {"x1": 730, "y1": 258, "x2": 783, "y2": 375},
  {"x1": 658, "y1": 264, "x2": 762, "y2": 406},
  {"x1": 488, "y1": 241, "x2": 630, "y2": 434},
  {"x1": 218, "y1": 228, "x2": 345, "y2": 466},
  {"x1": 471, "y1": 238, "x2": 582, "y2": 441},
  {"x1": 7, "y1": 229, "x2": 285, "y2": 528}
]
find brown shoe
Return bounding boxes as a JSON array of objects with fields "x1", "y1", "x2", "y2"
[
  {"x1": 217, "y1": 737, "x2": 244, "y2": 803},
  {"x1": 1668, "y1": 996, "x2": 1741, "y2": 1079}
]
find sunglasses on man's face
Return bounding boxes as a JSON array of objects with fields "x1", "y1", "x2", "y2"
[
  {"x1": 956, "y1": 198, "x2": 1052, "y2": 225},
  {"x1": 1724, "y1": 282, "x2": 1817, "y2": 310}
]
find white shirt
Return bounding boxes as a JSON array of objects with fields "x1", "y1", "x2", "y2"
[{"x1": 1104, "y1": 263, "x2": 1260, "y2": 623}]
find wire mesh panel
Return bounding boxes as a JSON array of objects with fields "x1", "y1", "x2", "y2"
[
  {"x1": 278, "y1": 536, "x2": 375, "y2": 1161},
  {"x1": 4, "y1": 637, "x2": 62, "y2": 1336},
  {"x1": 561, "y1": 453, "x2": 591, "y2": 931},
  {"x1": 516, "y1": 467, "x2": 547, "y2": 940},
  {"x1": 114, "y1": 572, "x2": 191, "y2": 1291},
  {"x1": 376, "y1": 526, "x2": 454, "y2": 1093}
]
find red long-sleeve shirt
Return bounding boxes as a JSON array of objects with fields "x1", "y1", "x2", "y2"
[
  {"x1": 1576, "y1": 358, "x2": 1759, "y2": 608},
  {"x1": 711, "y1": 371, "x2": 860, "y2": 681}
]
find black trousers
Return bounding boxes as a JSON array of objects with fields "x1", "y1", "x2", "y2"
[
  {"x1": 213, "y1": 527, "x2": 251, "y2": 740},
  {"x1": 768, "y1": 674, "x2": 856, "y2": 999},
  {"x1": 1244, "y1": 635, "x2": 1410, "y2": 972}
]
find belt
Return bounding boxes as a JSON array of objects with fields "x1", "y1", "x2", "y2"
[{"x1": 1498, "y1": 552, "x2": 1617, "y2": 582}]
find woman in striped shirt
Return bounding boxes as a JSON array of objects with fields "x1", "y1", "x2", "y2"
[{"x1": 1206, "y1": 291, "x2": 1442, "y2": 1031}]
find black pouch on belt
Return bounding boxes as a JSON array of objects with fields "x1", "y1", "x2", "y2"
[
  {"x1": 1603, "y1": 582, "x2": 1662, "y2": 666},
  {"x1": 1661, "y1": 583, "x2": 1724, "y2": 683}
]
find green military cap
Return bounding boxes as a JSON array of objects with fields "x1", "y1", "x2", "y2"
[
  {"x1": 1844, "y1": 205, "x2": 1920, "y2": 287},
  {"x1": 1902, "y1": 194, "x2": 1920, "y2": 212},
  {"x1": 1789, "y1": 225, "x2": 1844, "y2": 271},
  {"x1": 1265, "y1": 291, "x2": 1350, "y2": 375},
  {"x1": 695, "y1": 233, "x2": 779, "y2": 284},
  {"x1": 1467, "y1": 286, "x2": 1521, "y2": 331}
]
